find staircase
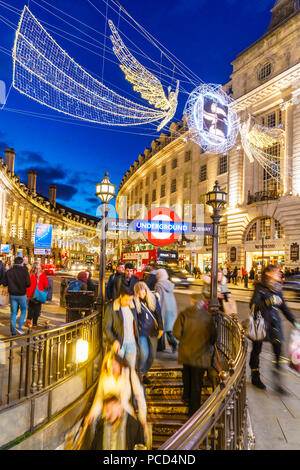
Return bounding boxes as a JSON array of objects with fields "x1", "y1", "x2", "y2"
[{"x1": 145, "y1": 366, "x2": 215, "y2": 449}]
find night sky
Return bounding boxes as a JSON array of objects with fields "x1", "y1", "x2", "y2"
[{"x1": 0, "y1": 0, "x2": 274, "y2": 216}]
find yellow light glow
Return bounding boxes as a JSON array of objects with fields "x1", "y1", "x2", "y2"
[
  {"x1": 247, "y1": 128, "x2": 277, "y2": 149},
  {"x1": 76, "y1": 339, "x2": 89, "y2": 363}
]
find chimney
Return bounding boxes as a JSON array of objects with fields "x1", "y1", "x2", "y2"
[
  {"x1": 28, "y1": 170, "x2": 37, "y2": 193},
  {"x1": 4, "y1": 148, "x2": 15, "y2": 174},
  {"x1": 49, "y1": 184, "x2": 56, "y2": 207}
]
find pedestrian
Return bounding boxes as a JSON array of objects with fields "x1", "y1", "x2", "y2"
[
  {"x1": 67, "y1": 271, "x2": 88, "y2": 291},
  {"x1": 249, "y1": 267, "x2": 255, "y2": 281},
  {"x1": 104, "y1": 285, "x2": 139, "y2": 369},
  {"x1": 84, "y1": 351, "x2": 147, "y2": 431},
  {"x1": 249, "y1": 265, "x2": 300, "y2": 393},
  {"x1": 0, "y1": 258, "x2": 5, "y2": 285},
  {"x1": 173, "y1": 294, "x2": 217, "y2": 416},
  {"x1": 91, "y1": 394, "x2": 145, "y2": 450},
  {"x1": 106, "y1": 262, "x2": 125, "y2": 301},
  {"x1": 86, "y1": 268, "x2": 95, "y2": 292},
  {"x1": 134, "y1": 281, "x2": 164, "y2": 384},
  {"x1": 143, "y1": 264, "x2": 158, "y2": 291},
  {"x1": 232, "y1": 266, "x2": 238, "y2": 285},
  {"x1": 2, "y1": 257, "x2": 31, "y2": 336},
  {"x1": 25, "y1": 262, "x2": 48, "y2": 329},
  {"x1": 155, "y1": 268, "x2": 178, "y2": 353},
  {"x1": 244, "y1": 271, "x2": 249, "y2": 288},
  {"x1": 46, "y1": 275, "x2": 53, "y2": 301},
  {"x1": 122, "y1": 263, "x2": 139, "y2": 295}
]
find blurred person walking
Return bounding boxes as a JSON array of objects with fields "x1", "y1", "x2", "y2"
[
  {"x1": 155, "y1": 268, "x2": 178, "y2": 353},
  {"x1": 106, "y1": 262, "x2": 125, "y2": 301},
  {"x1": 173, "y1": 294, "x2": 217, "y2": 416},
  {"x1": 3, "y1": 257, "x2": 31, "y2": 336},
  {"x1": 249, "y1": 265, "x2": 300, "y2": 393},
  {"x1": 134, "y1": 281, "x2": 164, "y2": 384},
  {"x1": 104, "y1": 285, "x2": 140, "y2": 369},
  {"x1": 25, "y1": 262, "x2": 48, "y2": 329},
  {"x1": 122, "y1": 263, "x2": 139, "y2": 295}
]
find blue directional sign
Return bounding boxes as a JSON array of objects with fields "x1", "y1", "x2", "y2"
[
  {"x1": 106, "y1": 218, "x2": 212, "y2": 236},
  {"x1": 34, "y1": 223, "x2": 53, "y2": 249}
]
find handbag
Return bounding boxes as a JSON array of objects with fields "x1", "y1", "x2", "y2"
[
  {"x1": 246, "y1": 306, "x2": 266, "y2": 342},
  {"x1": 222, "y1": 298, "x2": 238, "y2": 316},
  {"x1": 33, "y1": 276, "x2": 48, "y2": 304}
]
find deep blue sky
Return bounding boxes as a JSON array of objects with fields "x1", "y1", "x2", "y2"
[{"x1": 0, "y1": 0, "x2": 274, "y2": 215}]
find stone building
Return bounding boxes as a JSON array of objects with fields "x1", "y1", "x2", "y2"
[
  {"x1": 0, "y1": 147, "x2": 100, "y2": 266},
  {"x1": 116, "y1": 0, "x2": 300, "y2": 273}
]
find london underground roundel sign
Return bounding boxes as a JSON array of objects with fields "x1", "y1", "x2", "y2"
[{"x1": 144, "y1": 207, "x2": 181, "y2": 247}]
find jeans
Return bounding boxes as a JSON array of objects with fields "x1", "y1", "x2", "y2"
[
  {"x1": 139, "y1": 336, "x2": 158, "y2": 375},
  {"x1": 119, "y1": 342, "x2": 137, "y2": 369},
  {"x1": 10, "y1": 295, "x2": 28, "y2": 335}
]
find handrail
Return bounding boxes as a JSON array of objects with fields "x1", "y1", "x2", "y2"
[
  {"x1": 0, "y1": 311, "x2": 101, "y2": 411},
  {"x1": 160, "y1": 313, "x2": 250, "y2": 450}
]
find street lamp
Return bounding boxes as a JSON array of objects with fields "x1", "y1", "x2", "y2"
[
  {"x1": 206, "y1": 180, "x2": 227, "y2": 314},
  {"x1": 95, "y1": 173, "x2": 116, "y2": 312}
]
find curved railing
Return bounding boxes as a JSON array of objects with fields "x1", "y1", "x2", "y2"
[
  {"x1": 0, "y1": 312, "x2": 101, "y2": 411},
  {"x1": 160, "y1": 313, "x2": 253, "y2": 450}
]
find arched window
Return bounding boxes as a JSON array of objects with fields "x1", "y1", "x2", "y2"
[
  {"x1": 246, "y1": 222, "x2": 257, "y2": 241},
  {"x1": 258, "y1": 62, "x2": 272, "y2": 81},
  {"x1": 245, "y1": 218, "x2": 284, "y2": 242}
]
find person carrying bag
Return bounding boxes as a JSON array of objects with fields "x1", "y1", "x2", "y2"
[{"x1": 25, "y1": 263, "x2": 48, "y2": 329}]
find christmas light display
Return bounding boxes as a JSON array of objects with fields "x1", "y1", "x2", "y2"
[
  {"x1": 240, "y1": 116, "x2": 284, "y2": 181},
  {"x1": 12, "y1": 6, "x2": 172, "y2": 128},
  {"x1": 184, "y1": 83, "x2": 240, "y2": 154},
  {"x1": 108, "y1": 20, "x2": 179, "y2": 131}
]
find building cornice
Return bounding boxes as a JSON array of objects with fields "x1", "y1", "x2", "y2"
[{"x1": 233, "y1": 62, "x2": 300, "y2": 112}]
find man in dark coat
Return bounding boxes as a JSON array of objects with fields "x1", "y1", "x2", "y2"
[
  {"x1": 106, "y1": 262, "x2": 125, "y2": 301},
  {"x1": 3, "y1": 257, "x2": 31, "y2": 335},
  {"x1": 91, "y1": 394, "x2": 145, "y2": 450},
  {"x1": 173, "y1": 294, "x2": 217, "y2": 416},
  {"x1": 0, "y1": 259, "x2": 5, "y2": 285}
]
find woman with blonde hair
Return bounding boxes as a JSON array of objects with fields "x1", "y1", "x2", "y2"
[
  {"x1": 155, "y1": 268, "x2": 178, "y2": 353},
  {"x1": 25, "y1": 262, "x2": 48, "y2": 328},
  {"x1": 134, "y1": 281, "x2": 163, "y2": 384}
]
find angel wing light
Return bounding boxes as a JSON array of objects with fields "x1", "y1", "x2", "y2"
[
  {"x1": 12, "y1": 6, "x2": 172, "y2": 128},
  {"x1": 108, "y1": 20, "x2": 179, "y2": 131}
]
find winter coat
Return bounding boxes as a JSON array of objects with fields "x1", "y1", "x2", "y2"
[
  {"x1": 106, "y1": 272, "x2": 123, "y2": 300},
  {"x1": 155, "y1": 280, "x2": 177, "y2": 332},
  {"x1": 91, "y1": 412, "x2": 145, "y2": 450},
  {"x1": 122, "y1": 274, "x2": 139, "y2": 295},
  {"x1": 104, "y1": 298, "x2": 140, "y2": 347},
  {"x1": 27, "y1": 271, "x2": 49, "y2": 299},
  {"x1": 144, "y1": 271, "x2": 157, "y2": 291},
  {"x1": 250, "y1": 282, "x2": 296, "y2": 342},
  {"x1": 136, "y1": 297, "x2": 163, "y2": 338},
  {"x1": 3, "y1": 265, "x2": 31, "y2": 296},
  {"x1": 173, "y1": 305, "x2": 217, "y2": 369}
]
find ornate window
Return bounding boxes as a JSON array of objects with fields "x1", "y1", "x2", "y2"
[
  {"x1": 274, "y1": 220, "x2": 283, "y2": 239},
  {"x1": 161, "y1": 164, "x2": 166, "y2": 176},
  {"x1": 184, "y1": 151, "x2": 191, "y2": 162},
  {"x1": 171, "y1": 179, "x2": 177, "y2": 193},
  {"x1": 218, "y1": 155, "x2": 227, "y2": 175},
  {"x1": 152, "y1": 189, "x2": 156, "y2": 202},
  {"x1": 160, "y1": 184, "x2": 166, "y2": 198},
  {"x1": 260, "y1": 217, "x2": 271, "y2": 239},
  {"x1": 172, "y1": 158, "x2": 178, "y2": 169},
  {"x1": 258, "y1": 62, "x2": 272, "y2": 81},
  {"x1": 199, "y1": 164, "x2": 207, "y2": 182},
  {"x1": 246, "y1": 222, "x2": 257, "y2": 241}
]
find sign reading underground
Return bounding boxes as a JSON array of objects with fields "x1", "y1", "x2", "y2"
[{"x1": 142, "y1": 207, "x2": 183, "y2": 247}]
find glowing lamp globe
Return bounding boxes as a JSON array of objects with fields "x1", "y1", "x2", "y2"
[
  {"x1": 95, "y1": 173, "x2": 116, "y2": 203},
  {"x1": 76, "y1": 339, "x2": 89, "y2": 364},
  {"x1": 206, "y1": 181, "x2": 227, "y2": 211}
]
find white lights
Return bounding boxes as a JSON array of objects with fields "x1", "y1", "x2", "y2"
[
  {"x1": 76, "y1": 339, "x2": 89, "y2": 364},
  {"x1": 108, "y1": 20, "x2": 179, "y2": 131},
  {"x1": 184, "y1": 84, "x2": 240, "y2": 153},
  {"x1": 240, "y1": 116, "x2": 284, "y2": 182},
  {"x1": 95, "y1": 173, "x2": 116, "y2": 204},
  {"x1": 12, "y1": 7, "x2": 169, "y2": 128}
]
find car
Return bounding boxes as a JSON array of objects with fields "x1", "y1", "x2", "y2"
[
  {"x1": 282, "y1": 275, "x2": 300, "y2": 300},
  {"x1": 41, "y1": 263, "x2": 56, "y2": 275},
  {"x1": 143, "y1": 264, "x2": 195, "y2": 288}
]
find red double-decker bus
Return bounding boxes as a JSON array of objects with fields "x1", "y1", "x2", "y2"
[{"x1": 121, "y1": 241, "x2": 178, "y2": 279}]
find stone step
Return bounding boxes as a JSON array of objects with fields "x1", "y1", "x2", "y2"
[{"x1": 151, "y1": 419, "x2": 186, "y2": 439}]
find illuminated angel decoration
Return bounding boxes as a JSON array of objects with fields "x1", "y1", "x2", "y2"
[
  {"x1": 12, "y1": 6, "x2": 177, "y2": 130},
  {"x1": 108, "y1": 20, "x2": 179, "y2": 131},
  {"x1": 240, "y1": 116, "x2": 284, "y2": 182}
]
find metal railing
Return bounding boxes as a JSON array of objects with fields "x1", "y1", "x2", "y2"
[
  {"x1": 160, "y1": 313, "x2": 252, "y2": 450},
  {"x1": 0, "y1": 312, "x2": 101, "y2": 410}
]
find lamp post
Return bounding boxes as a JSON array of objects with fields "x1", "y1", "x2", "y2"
[
  {"x1": 95, "y1": 173, "x2": 116, "y2": 312},
  {"x1": 206, "y1": 181, "x2": 227, "y2": 315}
]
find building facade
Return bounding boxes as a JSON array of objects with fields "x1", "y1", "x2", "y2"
[
  {"x1": 117, "y1": 0, "x2": 300, "y2": 273},
  {"x1": 0, "y1": 147, "x2": 100, "y2": 267}
]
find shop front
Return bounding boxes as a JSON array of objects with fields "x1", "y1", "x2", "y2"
[
  {"x1": 244, "y1": 240, "x2": 285, "y2": 274},
  {"x1": 197, "y1": 247, "x2": 227, "y2": 273}
]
